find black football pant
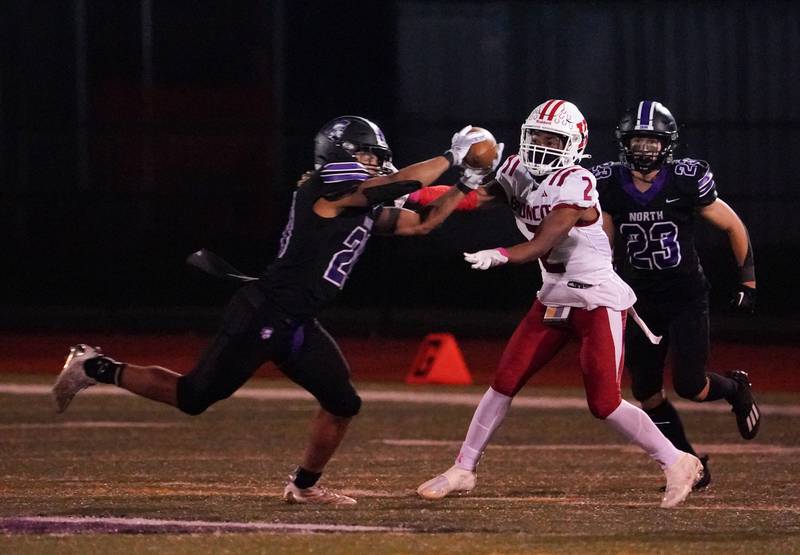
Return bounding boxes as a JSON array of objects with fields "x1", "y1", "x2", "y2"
[
  {"x1": 627, "y1": 294, "x2": 710, "y2": 402},
  {"x1": 176, "y1": 283, "x2": 361, "y2": 417}
]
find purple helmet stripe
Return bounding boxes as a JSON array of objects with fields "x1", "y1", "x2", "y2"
[{"x1": 636, "y1": 100, "x2": 653, "y2": 129}]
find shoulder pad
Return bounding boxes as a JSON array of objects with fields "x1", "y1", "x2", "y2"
[
  {"x1": 495, "y1": 154, "x2": 529, "y2": 201},
  {"x1": 670, "y1": 159, "x2": 716, "y2": 201},
  {"x1": 319, "y1": 161, "x2": 372, "y2": 184},
  {"x1": 548, "y1": 166, "x2": 596, "y2": 208},
  {"x1": 496, "y1": 154, "x2": 525, "y2": 182},
  {"x1": 589, "y1": 161, "x2": 617, "y2": 180},
  {"x1": 317, "y1": 161, "x2": 372, "y2": 200}
]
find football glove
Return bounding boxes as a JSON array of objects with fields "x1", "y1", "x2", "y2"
[
  {"x1": 730, "y1": 284, "x2": 756, "y2": 314},
  {"x1": 458, "y1": 142, "x2": 505, "y2": 190},
  {"x1": 446, "y1": 125, "x2": 488, "y2": 167},
  {"x1": 464, "y1": 248, "x2": 509, "y2": 270}
]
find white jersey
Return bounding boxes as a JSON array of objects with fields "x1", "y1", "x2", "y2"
[{"x1": 495, "y1": 155, "x2": 636, "y2": 311}]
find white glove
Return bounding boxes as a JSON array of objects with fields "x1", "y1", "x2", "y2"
[
  {"x1": 459, "y1": 167, "x2": 488, "y2": 190},
  {"x1": 464, "y1": 248, "x2": 509, "y2": 270},
  {"x1": 446, "y1": 125, "x2": 488, "y2": 167},
  {"x1": 491, "y1": 142, "x2": 505, "y2": 171},
  {"x1": 458, "y1": 141, "x2": 506, "y2": 189}
]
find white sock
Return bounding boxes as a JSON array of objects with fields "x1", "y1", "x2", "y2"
[
  {"x1": 605, "y1": 399, "x2": 681, "y2": 469},
  {"x1": 455, "y1": 387, "x2": 512, "y2": 471}
]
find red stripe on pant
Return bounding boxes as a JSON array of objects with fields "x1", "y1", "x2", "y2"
[{"x1": 492, "y1": 300, "x2": 626, "y2": 419}]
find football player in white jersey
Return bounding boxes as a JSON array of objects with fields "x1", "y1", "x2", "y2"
[{"x1": 416, "y1": 100, "x2": 703, "y2": 508}]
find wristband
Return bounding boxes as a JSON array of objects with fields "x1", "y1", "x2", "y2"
[
  {"x1": 739, "y1": 265, "x2": 756, "y2": 282},
  {"x1": 497, "y1": 247, "x2": 510, "y2": 258},
  {"x1": 443, "y1": 150, "x2": 455, "y2": 167}
]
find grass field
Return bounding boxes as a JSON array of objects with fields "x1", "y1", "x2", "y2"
[{"x1": 1, "y1": 373, "x2": 799, "y2": 554}]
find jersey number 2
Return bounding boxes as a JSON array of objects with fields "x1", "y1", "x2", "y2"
[{"x1": 324, "y1": 226, "x2": 369, "y2": 289}]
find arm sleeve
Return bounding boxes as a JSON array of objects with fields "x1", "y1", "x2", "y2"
[{"x1": 405, "y1": 184, "x2": 480, "y2": 211}]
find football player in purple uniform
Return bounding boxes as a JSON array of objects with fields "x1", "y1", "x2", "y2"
[
  {"x1": 52, "y1": 115, "x2": 491, "y2": 506},
  {"x1": 593, "y1": 101, "x2": 761, "y2": 490}
]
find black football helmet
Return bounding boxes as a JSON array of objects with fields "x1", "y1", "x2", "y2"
[
  {"x1": 313, "y1": 115, "x2": 393, "y2": 173},
  {"x1": 616, "y1": 101, "x2": 679, "y2": 172}
]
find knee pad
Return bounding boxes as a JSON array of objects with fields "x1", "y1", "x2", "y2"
[
  {"x1": 321, "y1": 391, "x2": 362, "y2": 418},
  {"x1": 176, "y1": 375, "x2": 215, "y2": 416}
]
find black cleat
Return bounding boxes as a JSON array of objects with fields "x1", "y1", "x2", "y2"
[
  {"x1": 727, "y1": 370, "x2": 761, "y2": 440},
  {"x1": 694, "y1": 455, "x2": 711, "y2": 490}
]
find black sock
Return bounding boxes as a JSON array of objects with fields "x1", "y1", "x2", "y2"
[
  {"x1": 704, "y1": 372, "x2": 738, "y2": 402},
  {"x1": 84, "y1": 356, "x2": 126, "y2": 385},
  {"x1": 293, "y1": 467, "x2": 322, "y2": 489},
  {"x1": 644, "y1": 399, "x2": 698, "y2": 456}
]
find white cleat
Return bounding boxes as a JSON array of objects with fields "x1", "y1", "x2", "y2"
[
  {"x1": 52, "y1": 344, "x2": 100, "y2": 414},
  {"x1": 282, "y1": 481, "x2": 357, "y2": 505},
  {"x1": 416, "y1": 465, "x2": 477, "y2": 500},
  {"x1": 661, "y1": 452, "x2": 703, "y2": 508}
]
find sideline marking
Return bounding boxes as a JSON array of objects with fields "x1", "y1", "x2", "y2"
[
  {"x1": 379, "y1": 439, "x2": 800, "y2": 455},
  {"x1": 2, "y1": 384, "x2": 799, "y2": 416},
  {"x1": 0, "y1": 516, "x2": 412, "y2": 535},
  {"x1": 0, "y1": 422, "x2": 178, "y2": 430}
]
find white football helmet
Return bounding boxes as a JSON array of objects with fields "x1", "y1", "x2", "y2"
[{"x1": 519, "y1": 100, "x2": 588, "y2": 176}]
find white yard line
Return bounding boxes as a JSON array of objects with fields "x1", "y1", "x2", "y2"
[
  {"x1": 0, "y1": 515, "x2": 410, "y2": 534},
  {"x1": 2, "y1": 383, "x2": 799, "y2": 416},
  {"x1": 0, "y1": 421, "x2": 178, "y2": 430},
  {"x1": 379, "y1": 439, "x2": 800, "y2": 454}
]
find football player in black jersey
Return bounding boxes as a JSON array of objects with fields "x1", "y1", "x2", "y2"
[
  {"x1": 593, "y1": 101, "x2": 761, "y2": 489},
  {"x1": 52, "y1": 115, "x2": 494, "y2": 505}
]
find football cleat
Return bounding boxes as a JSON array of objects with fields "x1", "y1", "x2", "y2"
[
  {"x1": 52, "y1": 344, "x2": 101, "y2": 413},
  {"x1": 416, "y1": 465, "x2": 477, "y2": 500},
  {"x1": 282, "y1": 481, "x2": 356, "y2": 505},
  {"x1": 661, "y1": 452, "x2": 703, "y2": 509},
  {"x1": 659, "y1": 454, "x2": 711, "y2": 492},
  {"x1": 694, "y1": 455, "x2": 711, "y2": 490},
  {"x1": 727, "y1": 370, "x2": 761, "y2": 440}
]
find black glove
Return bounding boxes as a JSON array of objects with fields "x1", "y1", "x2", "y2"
[{"x1": 730, "y1": 284, "x2": 756, "y2": 314}]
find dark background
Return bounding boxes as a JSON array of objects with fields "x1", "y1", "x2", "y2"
[{"x1": 2, "y1": 0, "x2": 798, "y2": 337}]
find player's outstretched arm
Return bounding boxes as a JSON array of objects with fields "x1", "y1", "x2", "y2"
[
  {"x1": 464, "y1": 206, "x2": 585, "y2": 270},
  {"x1": 362, "y1": 125, "x2": 488, "y2": 191}
]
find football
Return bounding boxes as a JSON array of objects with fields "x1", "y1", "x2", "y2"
[{"x1": 463, "y1": 127, "x2": 498, "y2": 169}]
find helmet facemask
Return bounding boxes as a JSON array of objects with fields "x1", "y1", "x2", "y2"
[
  {"x1": 619, "y1": 134, "x2": 673, "y2": 173},
  {"x1": 342, "y1": 141, "x2": 393, "y2": 176},
  {"x1": 519, "y1": 126, "x2": 575, "y2": 176}
]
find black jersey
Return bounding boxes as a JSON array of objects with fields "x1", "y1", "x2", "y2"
[
  {"x1": 593, "y1": 159, "x2": 718, "y2": 299},
  {"x1": 260, "y1": 161, "x2": 379, "y2": 319}
]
